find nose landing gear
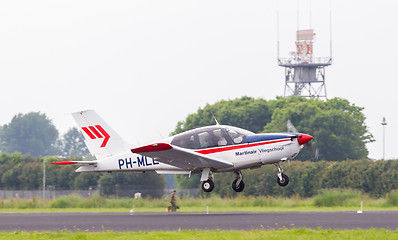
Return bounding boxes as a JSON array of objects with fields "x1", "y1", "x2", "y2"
[{"x1": 275, "y1": 163, "x2": 289, "y2": 187}]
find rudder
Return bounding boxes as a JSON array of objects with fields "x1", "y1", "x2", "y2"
[{"x1": 72, "y1": 110, "x2": 129, "y2": 159}]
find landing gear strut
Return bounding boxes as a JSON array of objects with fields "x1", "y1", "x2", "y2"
[
  {"x1": 232, "y1": 171, "x2": 245, "y2": 192},
  {"x1": 275, "y1": 163, "x2": 289, "y2": 187}
]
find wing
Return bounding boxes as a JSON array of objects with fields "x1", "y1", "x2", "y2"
[{"x1": 131, "y1": 143, "x2": 234, "y2": 171}]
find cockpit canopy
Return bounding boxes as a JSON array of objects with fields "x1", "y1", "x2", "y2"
[{"x1": 171, "y1": 125, "x2": 254, "y2": 150}]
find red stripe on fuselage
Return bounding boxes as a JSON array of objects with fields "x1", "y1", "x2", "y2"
[{"x1": 195, "y1": 138, "x2": 291, "y2": 155}]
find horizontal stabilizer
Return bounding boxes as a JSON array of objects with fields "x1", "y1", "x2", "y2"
[{"x1": 51, "y1": 160, "x2": 98, "y2": 165}]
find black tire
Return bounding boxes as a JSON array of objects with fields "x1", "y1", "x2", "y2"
[
  {"x1": 202, "y1": 180, "x2": 215, "y2": 192},
  {"x1": 232, "y1": 179, "x2": 245, "y2": 192},
  {"x1": 277, "y1": 173, "x2": 289, "y2": 187}
]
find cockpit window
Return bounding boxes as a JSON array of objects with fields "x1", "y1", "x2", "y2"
[
  {"x1": 214, "y1": 129, "x2": 228, "y2": 146},
  {"x1": 225, "y1": 127, "x2": 254, "y2": 144},
  {"x1": 171, "y1": 126, "x2": 253, "y2": 149},
  {"x1": 227, "y1": 129, "x2": 244, "y2": 144},
  {"x1": 197, "y1": 128, "x2": 231, "y2": 148},
  {"x1": 171, "y1": 127, "x2": 234, "y2": 149},
  {"x1": 171, "y1": 131, "x2": 196, "y2": 149},
  {"x1": 198, "y1": 132, "x2": 212, "y2": 148}
]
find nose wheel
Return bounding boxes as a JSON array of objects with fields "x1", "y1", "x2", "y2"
[
  {"x1": 277, "y1": 173, "x2": 289, "y2": 186},
  {"x1": 275, "y1": 163, "x2": 289, "y2": 187}
]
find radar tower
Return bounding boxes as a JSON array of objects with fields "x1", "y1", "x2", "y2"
[{"x1": 277, "y1": 1, "x2": 332, "y2": 98}]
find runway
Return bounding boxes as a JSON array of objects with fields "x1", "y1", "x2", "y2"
[{"x1": 0, "y1": 211, "x2": 398, "y2": 232}]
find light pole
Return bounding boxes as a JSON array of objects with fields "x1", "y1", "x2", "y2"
[
  {"x1": 381, "y1": 117, "x2": 387, "y2": 160},
  {"x1": 43, "y1": 158, "x2": 46, "y2": 199}
]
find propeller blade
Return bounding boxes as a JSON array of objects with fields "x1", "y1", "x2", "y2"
[
  {"x1": 287, "y1": 120, "x2": 298, "y2": 133},
  {"x1": 314, "y1": 148, "x2": 319, "y2": 161},
  {"x1": 306, "y1": 142, "x2": 319, "y2": 161}
]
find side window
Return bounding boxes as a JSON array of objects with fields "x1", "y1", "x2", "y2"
[
  {"x1": 171, "y1": 132, "x2": 196, "y2": 149},
  {"x1": 173, "y1": 127, "x2": 239, "y2": 150},
  {"x1": 181, "y1": 135, "x2": 196, "y2": 149},
  {"x1": 213, "y1": 129, "x2": 228, "y2": 146},
  {"x1": 227, "y1": 129, "x2": 244, "y2": 144},
  {"x1": 198, "y1": 132, "x2": 216, "y2": 148},
  {"x1": 198, "y1": 129, "x2": 232, "y2": 149}
]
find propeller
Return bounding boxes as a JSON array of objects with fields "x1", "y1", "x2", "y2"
[
  {"x1": 287, "y1": 120, "x2": 319, "y2": 161},
  {"x1": 287, "y1": 119, "x2": 298, "y2": 134}
]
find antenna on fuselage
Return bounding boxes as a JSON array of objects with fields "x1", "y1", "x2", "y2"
[{"x1": 211, "y1": 113, "x2": 220, "y2": 125}]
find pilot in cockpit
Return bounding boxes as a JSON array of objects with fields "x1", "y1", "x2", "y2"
[
  {"x1": 205, "y1": 133, "x2": 218, "y2": 148},
  {"x1": 217, "y1": 136, "x2": 227, "y2": 146}
]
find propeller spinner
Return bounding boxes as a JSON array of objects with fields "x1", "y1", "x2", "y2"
[{"x1": 287, "y1": 120, "x2": 318, "y2": 160}]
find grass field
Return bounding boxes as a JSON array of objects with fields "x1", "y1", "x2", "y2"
[
  {"x1": 1, "y1": 190, "x2": 398, "y2": 239},
  {"x1": 1, "y1": 189, "x2": 398, "y2": 213},
  {"x1": 1, "y1": 229, "x2": 398, "y2": 240}
]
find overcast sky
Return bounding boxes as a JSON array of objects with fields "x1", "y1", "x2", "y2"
[{"x1": 1, "y1": 0, "x2": 397, "y2": 160}]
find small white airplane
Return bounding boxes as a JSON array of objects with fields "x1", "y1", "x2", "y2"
[{"x1": 52, "y1": 110, "x2": 314, "y2": 193}]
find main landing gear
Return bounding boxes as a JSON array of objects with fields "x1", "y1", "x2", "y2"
[
  {"x1": 232, "y1": 171, "x2": 244, "y2": 192},
  {"x1": 201, "y1": 168, "x2": 215, "y2": 192},
  {"x1": 202, "y1": 179, "x2": 215, "y2": 192},
  {"x1": 200, "y1": 169, "x2": 245, "y2": 193}
]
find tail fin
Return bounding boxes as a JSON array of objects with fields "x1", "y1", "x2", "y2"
[{"x1": 72, "y1": 110, "x2": 129, "y2": 159}]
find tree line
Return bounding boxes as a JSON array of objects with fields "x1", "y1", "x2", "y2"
[
  {"x1": 0, "y1": 112, "x2": 90, "y2": 158},
  {"x1": 1, "y1": 152, "x2": 397, "y2": 198},
  {"x1": 176, "y1": 159, "x2": 398, "y2": 198},
  {"x1": 0, "y1": 152, "x2": 165, "y2": 198}
]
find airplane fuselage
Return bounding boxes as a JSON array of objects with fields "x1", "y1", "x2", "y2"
[{"x1": 76, "y1": 132, "x2": 301, "y2": 174}]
